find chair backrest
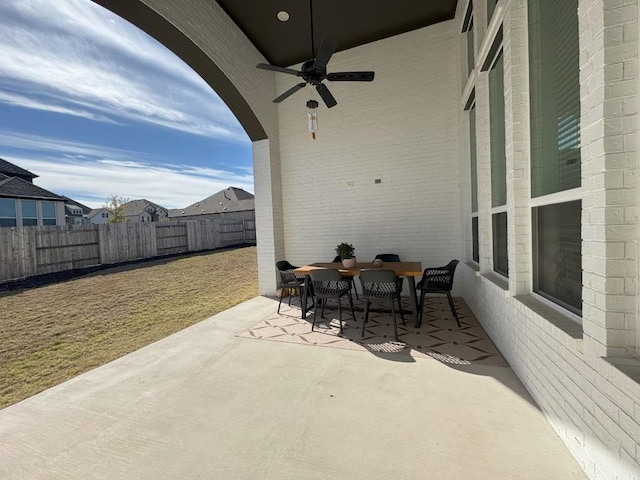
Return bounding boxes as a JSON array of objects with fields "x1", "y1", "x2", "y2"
[
  {"x1": 276, "y1": 260, "x2": 297, "y2": 271},
  {"x1": 276, "y1": 260, "x2": 302, "y2": 286},
  {"x1": 310, "y1": 269, "x2": 343, "y2": 282},
  {"x1": 373, "y1": 253, "x2": 401, "y2": 262},
  {"x1": 359, "y1": 269, "x2": 401, "y2": 298},
  {"x1": 310, "y1": 268, "x2": 350, "y2": 296},
  {"x1": 331, "y1": 255, "x2": 341, "y2": 263},
  {"x1": 421, "y1": 259, "x2": 459, "y2": 292}
]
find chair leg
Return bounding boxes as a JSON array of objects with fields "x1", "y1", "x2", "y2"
[
  {"x1": 277, "y1": 291, "x2": 284, "y2": 314},
  {"x1": 287, "y1": 287, "x2": 293, "y2": 307},
  {"x1": 321, "y1": 297, "x2": 326, "y2": 318},
  {"x1": 397, "y1": 296, "x2": 406, "y2": 325},
  {"x1": 312, "y1": 299, "x2": 319, "y2": 331},
  {"x1": 446, "y1": 292, "x2": 461, "y2": 328},
  {"x1": 337, "y1": 297, "x2": 343, "y2": 334},
  {"x1": 418, "y1": 292, "x2": 426, "y2": 324},
  {"x1": 361, "y1": 299, "x2": 371, "y2": 337},
  {"x1": 390, "y1": 300, "x2": 398, "y2": 341}
]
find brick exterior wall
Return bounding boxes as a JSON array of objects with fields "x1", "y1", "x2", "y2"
[
  {"x1": 275, "y1": 22, "x2": 463, "y2": 278},
  {"x1": 460, "y1": 0, "x2": 640, "y2": 478}
]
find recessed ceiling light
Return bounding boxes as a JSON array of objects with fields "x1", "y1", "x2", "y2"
[{"x1": 277, "y1": 10, "x2": 290, "y2": 22}]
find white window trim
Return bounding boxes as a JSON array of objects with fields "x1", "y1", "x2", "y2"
[
  {"x1": 531, "y1": 291, "x2": 582, "y2": 325},
  {"x1": 529, "y1": 187, "x2": 582, "y2": 208},
  {"x1": 477, "y1": 2, "x2": 505, "y2": 72}
]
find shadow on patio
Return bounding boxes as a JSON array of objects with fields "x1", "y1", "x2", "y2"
[{"x1": 0, "y1": 296, "x2": 585, "y2": 480}]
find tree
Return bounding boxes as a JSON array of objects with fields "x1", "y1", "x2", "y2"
[{"x1": 104, "y1": 194, "x2": 129, "y2": 224}]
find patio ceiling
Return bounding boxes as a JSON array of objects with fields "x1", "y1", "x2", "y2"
[{"x1": 214, "y1": 0, "x2": 458, "y2": 67}]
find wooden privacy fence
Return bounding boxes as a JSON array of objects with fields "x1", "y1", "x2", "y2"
[{"x1": 0, "y1": 219, "x2": 256, "y2": 284}]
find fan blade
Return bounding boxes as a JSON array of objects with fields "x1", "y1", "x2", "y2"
[
  {"x1": 273, "y1": 82, "x2": 307, "y2": 103},
  {"x1": 327, "y1": 71, "x2": 375, "y2": 82},
  {"x1": 256, "y1": 63, "x2": 302, "y2": 76},
  {"x1": 316, "y1": 83, "x2": 337, "y2": 108},
  {"x1": 313, "y1": 37, "x2": 338, "y2": 70}
]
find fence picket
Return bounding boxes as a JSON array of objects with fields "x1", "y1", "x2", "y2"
[{"x1": 0, "y1": 219, "x2": 255, "y2": 283}]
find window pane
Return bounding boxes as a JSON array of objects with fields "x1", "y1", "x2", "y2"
[
  {"x1": 529, "y1": 0, "x2": 580, "y2": 197},
  {"x1": 467, "y1": 18, "x2": 474, "y2": 75},
  {"x1": 472, "y1": 217, "x2": 479, "y2": 263},
  {"x1": 0, "y1": 198, "x2": 16, "y2": 218},
  {"x1": 534, "y1": 201, "x2": 581, "y2": 313},
  {"x1": 490, "y1": 51, "x2": 506, "y2": 207},
  {"x1": 43, "y1": 219, "x2": 57, "y2": 226},
  {"x1": 0, "y1": 218, "x2": 17, "y2": 227},
  {"x1": 21, "y1": 200, "x2": 37, "y2": 219},
  {"x1": 42, "y1": 201, "x2": 56, "y2": 219},
  {"x1": 23, "y1": 218, "x2": 38, "y2": 226},
  {"x1": 492, "y1": 212, "x2": 508, "y2": 276},
  {"x1": 470, "y1": 106, "x2": 478, "y2": 213}
]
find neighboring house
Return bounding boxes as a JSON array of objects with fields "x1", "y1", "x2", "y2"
[
  {"x1": 121, "y1": 199, "x2": 168, "y2": 223},
  {"x1": 0, "y1": 158, "x2": 65, "y2": 227},
  {"x1": 61, "y1": 196, "x2": 92, "y2": 225},
  {"x1": 87, "y1": 208, "x2": 112, "y2": 225},
  {"x1": 168, "y1": 187, "x2": 254, "y2": 222}
]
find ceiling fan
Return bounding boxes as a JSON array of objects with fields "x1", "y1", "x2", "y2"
[{"x1": 256, "y1": 1, "x2": 375, "y2": 108}]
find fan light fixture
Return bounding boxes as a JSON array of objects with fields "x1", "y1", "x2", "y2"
[
  {"x1": 277, "y1": 11, "x2": 289, "y2": 21},
  {"x1": 307, "y1": 99, "x2": 318, "y2": 139}
]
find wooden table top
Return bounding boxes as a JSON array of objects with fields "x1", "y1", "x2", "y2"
[{"x1": 294, "y1": 261, "x2": 423, "y2": 277}]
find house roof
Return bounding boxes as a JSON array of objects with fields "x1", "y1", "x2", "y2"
[
  {"x1": 0, "y1": 173, "x2": 64, "y2": 201},
  {"x1": 168, "y1": 187, "x2": 254, "y2": 217},
  {"x1": 88, "y1": 208, "x2": 109, "y2": 219},
  {"x1": 0, "y1": 158, "x2": 38, "y2": 182},
  {"x1": 121, "y1": 199, "x2": 168, "y2": 217},
  {"x1": 62, "y1": 196, "x2": 93, "y2": 215}
]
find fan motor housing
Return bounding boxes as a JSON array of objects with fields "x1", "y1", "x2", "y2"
[{"x1": 301, "y1": 60, "x2": 326, "y2": 85}]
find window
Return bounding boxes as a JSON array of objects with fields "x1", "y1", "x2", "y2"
[
  {"x1": 472, "y1": 216, "x2": 479, "y2": 263},
  {"x1": 0, "y1": 198, "x2": 17, "y2": 227},
  {"x1": 529, "y1": 0, "x2": 581, "y2": 314},
  {"x1": 21, "y1": 200, "x2": 38, "y2": 226},
  {"x1": 489, "y1": 49, "x2": 508, "y2": 277},
  {"x1": 469, "y1": 102, "x2": 479, "y2": 263},
  {"x1": 533, "y1": 201, "x2": 581, "y2": 313},
  {"x1": 462, "y1": 1, "x2": 474, "y2": 75},
  {"x1": 41, "y1": 201, "x2": 57, "y2": 226},
  {"x1": 492, "y1": 212, "x2": 508, "y2": 276}
]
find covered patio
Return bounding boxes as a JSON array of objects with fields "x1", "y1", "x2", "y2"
[
  {"x1": 31, "y1": 0, "x2": 640, "y2": 478},
  {"x1": 0, "y1": 297, "x2": 585, "y2": 479}
]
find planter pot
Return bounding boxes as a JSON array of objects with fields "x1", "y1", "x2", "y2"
[{"x1": 342, "y1": 257, "x2": 356, "y2": 268}]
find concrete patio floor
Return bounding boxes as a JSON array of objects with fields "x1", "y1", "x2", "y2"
[{"x1": 0, "y1": 296, "x2": 586, "y2": 480}]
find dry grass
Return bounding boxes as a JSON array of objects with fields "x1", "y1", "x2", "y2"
[{"x1": 0, "y1": 246, "x2": 258, "y2": 409}]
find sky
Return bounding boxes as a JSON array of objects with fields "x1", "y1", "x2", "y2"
[{"x1": 0, "y1": 0, "x2": 253, "y2": 210}]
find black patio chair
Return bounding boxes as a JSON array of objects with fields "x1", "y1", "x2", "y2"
[
  {"x1": 416, "y1": 259, "x2": 460, "y2": 328},
  {"x1": 309, "y1": 269, "x2": 355, "y2": 334},
  {"x1": 276, "y1": 260, "x2": 313, "y2": 315},
  {"x1": 359, "y1": 269, "x2": 405, "y2": 341}
]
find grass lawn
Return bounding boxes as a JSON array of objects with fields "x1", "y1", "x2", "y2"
[{"x1": 0, "y1": 246, "x2": 258, "y2": 409}]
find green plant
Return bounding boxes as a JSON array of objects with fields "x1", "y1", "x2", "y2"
[{"x1": 335, "y1": 242, "x2": 355, "y2": 259}]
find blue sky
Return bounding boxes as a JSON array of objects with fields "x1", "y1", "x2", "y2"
[{"x1": 0, "y1": 0, "x2": 253, "y2": 209}]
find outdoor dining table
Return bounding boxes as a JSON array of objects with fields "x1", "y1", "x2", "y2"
[{"x1": 293, "y1": 261, "x2": 424, "y2": 327}]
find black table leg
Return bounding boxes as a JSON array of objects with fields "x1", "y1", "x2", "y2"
[{"x1": 407, "y1": 276, "x2": 420, "y2": 327}]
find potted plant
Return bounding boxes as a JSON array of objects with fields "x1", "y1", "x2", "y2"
[{"x1": 335, "y1": 242, "x2": 356, "y2": 268}]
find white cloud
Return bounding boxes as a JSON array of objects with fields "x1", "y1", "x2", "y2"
[
  {"x1": 0, "y1": 133, "x2": 253, "y2": 209},
  {"x1": 0, "y1": 0, "x2": 249, "y2": 142}
]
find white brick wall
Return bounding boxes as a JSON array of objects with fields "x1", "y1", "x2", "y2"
[
  {"x1": 275, "y1": 22, "x2": 464, "y2": 281},
  {"x1": 460, "y1": 0, "x2": 640, "y2": 478}
]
